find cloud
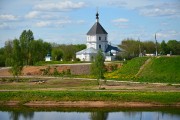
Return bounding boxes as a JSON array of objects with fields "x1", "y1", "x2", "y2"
[
  {"x1": 112, "y1": 18, "x2": 129, "y2": 28},
  {"x1": 34, "y1": 0, "x2": 85, "y2": 11},
  {"x1": 0, "y1": 14, "x2": 18, "y2": 21},
  {"x1": 0, "y1": 23, "x2": 9, "y2": 29},
  {"x1": 25, "y1": 11, "x2": 40, "y2": 19},
  {"x1": 35, "y1": 19, "x2": 72, "y2": 27},
  {"x1": 35, "y1": 21, "x2": 51, "y2": 27},
  {"x1": 108, "y1": 0, "x2": 151, "y2": 9},
  {"x1": 109, "y1": 1, "x2": 180, "y2": 18},
  {"x1": 109, "y1": 0, "x2": 127, "y2": 7},
  {"x1": 156, "y1": 30, "x2": 178, "y2": 38},
  {"x1": 140, "y1": 8, "x2": 177, "y2": 17},
  {"x1": 138, "y1": 2, "x2": 180, "y2": 17},
  {"x1": 25, "y1": 10, "x2": 67, "y2": 20},
  {"x1": 76, "y1": 20, "x2": 85, "y2": 24},
  {"x1": 112, "y1": 18, "x2": 129, "y2": 23},
  {"x1": 56, "y1": 20, "x2": 72, "y2": 24}
]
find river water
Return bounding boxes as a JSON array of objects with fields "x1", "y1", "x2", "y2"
[{"x1": 0, "y1": 107, "x2": 180, "y2": 120}]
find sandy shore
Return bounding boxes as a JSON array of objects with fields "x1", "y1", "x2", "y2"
[{"x1": 1, "y1": 101, "x2": 180, "y2": 108}]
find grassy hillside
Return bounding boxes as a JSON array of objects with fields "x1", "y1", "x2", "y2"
[
  {"x1": 138, "y1": 56, "x2": 180, "y2": 83},
  {"x1": 105, "y1": 57, "x2": 149, "y2": 80},
  {"x1": 105, "y1": 56, "x2": 180, "y2": 83}
]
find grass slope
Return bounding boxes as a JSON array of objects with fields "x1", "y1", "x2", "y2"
[
  {"x1": 105, "y1": 57, "x2": 149, "y2": 80},
  {"x1": 138, "y1": 56, "x2": 180, "y2": 83}
]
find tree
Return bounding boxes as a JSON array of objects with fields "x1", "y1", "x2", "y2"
[
  {"x1": 142, "y1": 41, "x2": 157, "y2": 54},
  {"x1": 91, "y1": 50, "x2": 106, "y2": 86},
  {"x1": 4, "y1": 40, "x2": 13, "y2": 66},
  {"x1": 57, "y1": 44, "x2": 86, "y2": 61},
  {"x1": 0, "y1": 48, "x2": 5, "y2": 67},
  {"x1": 10, "y1": 39, "x2": 23, "y2": 80},
  {"x1": 119, "y1": 38, "x2": 139, "y2": 59},
  {"x1": 30, "y1": 39, "x2": 52, "y2": 64},
  {"x1": 51, "y1": 48, "x2": 63, "y2": 61},
  {"x1": 160, "y1": 40, "x2": 169, "y2": 55},
  {"x1": 19, "y1": 29, "x2": 34, "y2": 65},
  {"x1": 167, "y1": 40, "x2": 180, "y2": 55}
]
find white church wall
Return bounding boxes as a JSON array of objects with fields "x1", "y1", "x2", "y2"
[
  {"x1": 95, "y1": 34, "x2": 108, "y2": 52},
  {"x1": 86, "y1": 43, "x2": 96, "y2": 49},
  {"x1": 105, "y1": 56, "x2": 115, "y2": 61},
  {"x1": 76, "y1": 53, "x2": 97, "y2": 61},
  {"x1": 87, "y1": 35, "x2": 96, "y2": 42},
  {"x1": 76, "y1": 54, "x2": 86, "y2": 61},
  {"x1": 45, "y1": 56, "x2": 52, "y2": 61}
]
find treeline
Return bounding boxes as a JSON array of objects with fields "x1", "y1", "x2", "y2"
[
  {"x1": 0, "y1": 30, "x2": 86, "y2": 67},
  {"x1": 51, "y1": 44, "x2": 86, "y2": 61},
  {"x1": 0, "y1": 30, "x2": 179, "y2": 67},
  {"x1": 117, "y1": 38, "x2": 180, "y2": 59},
  {"x1": 3, "y1": 30, "x2": 51, "y2": 67}
]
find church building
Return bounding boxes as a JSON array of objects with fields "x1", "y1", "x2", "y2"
[{"x1": 76, "y1": 12, "x2": 120, "y2": 61}]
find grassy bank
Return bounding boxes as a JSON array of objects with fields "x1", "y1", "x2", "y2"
[
  {"x1": 138, "y1": 56, "x2": 180, "y2": 83},
  {"x1": 105, "y1": 57, "x2": 149, "y2": 80},
  {"x1": 105, "y1": 56, "x2": 180, "y2": 83},
  {"x1": 0, "y1": 91, "x2": 179, "y2": 105}
]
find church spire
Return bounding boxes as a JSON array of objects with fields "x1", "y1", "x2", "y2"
[{"x1": 96, "y1": 10, "x2": 99, "y2": 22}]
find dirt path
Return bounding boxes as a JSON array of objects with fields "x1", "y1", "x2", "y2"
[{"x1": 135, "y1": 58, "x2": 151, "y2": 77}]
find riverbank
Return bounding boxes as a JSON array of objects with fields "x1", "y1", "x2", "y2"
[
  {"x1": 1, "y1": 101, "x2": 180, "y2": 108},
  {"x1": 0, "y1": 77, "x2": 179, "y2": 108},
  {"x1": 0, "y1": 91, "x2": 180, "y2": 107}
]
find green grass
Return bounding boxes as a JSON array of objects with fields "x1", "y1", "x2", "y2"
[
  {"x1": 105, "y1": 57, "x2": 149, "y2": 80},
  {"x1": 105, "y1": 56, "x2": 180, "y2": 83},
  {"x1": 138, "y1": 56, "x2": 180, "y2": 83},
  {"x1": 0, "y1": 78, "x2": 98, "y2": 90},
  {"x1": 0, "y1": 91, "x2": 179, "y2": 104}
]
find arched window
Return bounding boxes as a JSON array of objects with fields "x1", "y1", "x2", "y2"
[
  {"x1": 99, "y1": 37, "x2": 101, "y2": 40},
  {"x1": 99, "y1": 45, "x2": 101, "y2": 49}
]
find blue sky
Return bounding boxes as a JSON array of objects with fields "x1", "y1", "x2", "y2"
[{"x1": 0, "y1": 0, "x2": 180, "y2": 47}]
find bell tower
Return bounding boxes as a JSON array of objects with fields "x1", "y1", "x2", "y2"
[{"x1": 86, "y1": 11, "x2": 108, "y2": 52}]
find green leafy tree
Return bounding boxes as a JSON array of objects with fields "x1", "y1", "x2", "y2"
[
  {"x1": 119, "y1": 39, "x2": 139, "y2": 59},
  {"x1": 11, "y1": 39, "x2": 23, "y2": 80},
  {"x1": 142, "y1": 41, "x2": 157, "y2": 54},
  {"x1": 0, "y1": 48, "x2": 5, "y2": 67},
  {"x1": 54, "y1": 44, "x2": 86, "y2": 61},
  {"x1": 160, "y1": 40, "x2": 169, "y2": 55},
  {"x1": 51, "y1": 48, "x2": 63, "y2": 61},
  {"x1": 19, "y1": 29, "x2": 34, "y2": 65},
  {"x1": 4, "y1": 40, "x2": 13, "y2": 66},
  {"x1": 91, "y1": 50, "x2": 106, "y2": 86},
  {"x1": 30, "y1": 39, "x2": 51, "y2": 64},
  {"x1": 167, "y1": 40, "x2": 180, "y2": 55}
]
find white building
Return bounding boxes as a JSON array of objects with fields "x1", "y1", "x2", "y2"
[
  {"x1": 76, "y1": 12, "x2": 120, "y2": 61},
  {"x1": 45, "y1": 52, "x2": 52, "y2": 61}
]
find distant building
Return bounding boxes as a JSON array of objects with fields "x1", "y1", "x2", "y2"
[
  {"x1": 76, "y1": 11, "x2": 121, "y2": 61},
  {"x1": 45, "y1": 52, "x2": 52, "y2": 61}
]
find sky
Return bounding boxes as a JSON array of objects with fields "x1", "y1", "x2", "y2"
[{"x1": 0, "y1": 0, "x2": 180, "y2": 48}]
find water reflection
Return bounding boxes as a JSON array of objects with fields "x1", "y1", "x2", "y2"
[
  {"x1": 90, "y1": 112, "x2": 108, "y2": 120},
  {"x1": 9, "y1": 111, "x2": 34, "y2": 120},
  {"x1": 0, "y1": 109, "x2": 180, "y2": 120}
]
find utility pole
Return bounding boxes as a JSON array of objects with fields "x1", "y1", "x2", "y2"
[
  {"x1": 138, "y1": 37, "x2": 142, "y2": 57},
  {"x1": 155, "y1": 33, "x2": 158, "y2": 56},
  {"x1": 155, "y1": 30, "x2": 161, "y2": 56}
]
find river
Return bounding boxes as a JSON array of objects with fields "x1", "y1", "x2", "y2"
[{"x1": 0, "y1": 107, "x2": 180, "y2": 120}]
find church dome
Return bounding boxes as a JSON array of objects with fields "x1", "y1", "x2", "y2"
[{"x1": 87, "y1": 12, "x2": 108, "y2": 35}]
